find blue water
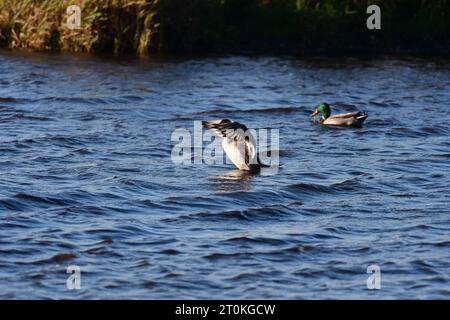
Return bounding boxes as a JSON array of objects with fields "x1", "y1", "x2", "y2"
[{"x1": 0, "y1": 50, "x2": 449, "y2": 299}]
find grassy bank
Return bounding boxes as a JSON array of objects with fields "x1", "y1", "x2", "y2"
[{"x1": 1, "y1": 0, "x2": 449, "y2": 55}]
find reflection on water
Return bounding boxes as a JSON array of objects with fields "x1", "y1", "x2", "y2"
[
  {"x1": 212, "y1": 169, "x2": 256, "y2": 192},
  {"x1": 0, "y1": 50, "x2": 449, "y2": 299}
]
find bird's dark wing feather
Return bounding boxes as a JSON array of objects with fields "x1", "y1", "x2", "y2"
[{"x1": 202, "y1": 120, "x2": 248, "y2": 139}]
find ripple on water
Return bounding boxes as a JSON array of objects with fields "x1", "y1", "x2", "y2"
[{"x1": 0, "y1": 53, "x2": 449, "y2": 299}]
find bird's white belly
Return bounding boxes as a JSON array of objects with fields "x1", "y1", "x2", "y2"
[{"x1": 222, "y1": 139, "x2": 249, "y2": 170}]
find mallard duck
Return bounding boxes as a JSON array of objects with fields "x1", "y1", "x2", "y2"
[
  {"x1": 311, "y1": 103, "x2": 368, "y2": 127},
  {"x1": 202, "y1": 119, "x2": 265, "y2": 173}
]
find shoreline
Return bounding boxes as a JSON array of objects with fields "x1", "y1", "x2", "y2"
[
  {"x1": 2, "y1": 46, "x2": 450, "y2": 61},
  {"x1": 1, "y1": 1, "x2": 449, "y2": 57}
]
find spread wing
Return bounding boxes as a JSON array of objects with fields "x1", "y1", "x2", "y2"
[
  {"x1": 202, "y1": 119, "x2": 247, "y2": 137},
  {"x1": 202, "y1": 119, "x2": 257, "y2": 170}
]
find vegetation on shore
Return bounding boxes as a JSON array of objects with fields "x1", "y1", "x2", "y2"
[{"x1": 1, "y1": 0, "x2": 449, "y2": 56}]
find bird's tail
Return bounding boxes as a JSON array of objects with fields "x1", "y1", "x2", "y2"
[{"x1": 356, "y1": 111, "x2": 368, "y2": 123}]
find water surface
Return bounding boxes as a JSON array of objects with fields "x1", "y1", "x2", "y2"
[{"x1": 0, "y1": 50, "x2": 449, "y2": 299}]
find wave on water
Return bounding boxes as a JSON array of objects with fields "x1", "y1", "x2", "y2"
[
  {"x1": 194, "y1": 106, "x2": 303, "y2": 115},
  {"x1": 1, "y1": 54, "x2": 449, "y2": 299}
]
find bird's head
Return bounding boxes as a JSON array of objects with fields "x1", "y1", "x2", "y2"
[{"x1": 311, "y1": 103, "x2": 331, "y2": 119}]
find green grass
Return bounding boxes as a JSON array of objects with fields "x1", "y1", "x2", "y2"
[{"x1": 0, "y1": 0, "x2": 449, "y2": 55}]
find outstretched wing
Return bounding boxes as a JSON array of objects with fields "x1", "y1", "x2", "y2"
[
  {"x1": 202, "y1": 119, "x2": 247, "y2": 138},
  {"x1": 202, "y1": 119, "x2": 258, "y2": 170}
]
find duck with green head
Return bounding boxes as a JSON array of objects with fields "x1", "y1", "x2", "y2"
[{"x1": 311, "y1": 103, "x2": 368, "y2": 127}]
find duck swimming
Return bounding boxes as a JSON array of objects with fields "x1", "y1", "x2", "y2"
[
  {"x1": 311, "y1": 103, "x2": 368, "y2": 127},
  {"x1": 202, "y1": 119, "x2": 265, "y2": 173}
]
